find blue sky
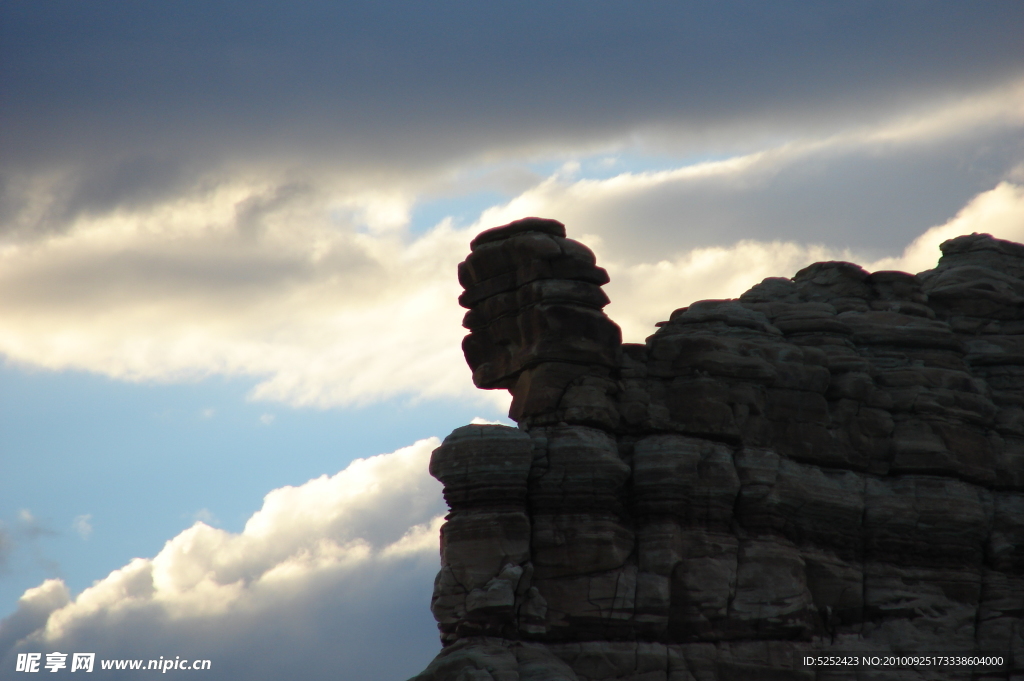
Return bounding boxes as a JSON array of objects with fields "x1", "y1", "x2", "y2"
[
  {"x1": 1, "y1": 2, "x2": 1023, "y2": 679},
  {"x1": 0, "y1": 364, "x2": 505, "y2": 605}
]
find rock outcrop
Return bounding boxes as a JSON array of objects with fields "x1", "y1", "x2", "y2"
[{"x1": 413, "y1": 219, "x2": 1024, "y2": 681}]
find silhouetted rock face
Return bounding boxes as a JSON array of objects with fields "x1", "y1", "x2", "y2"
[
  {"x1": 459, "y1": 217, "x2": 621, "y2": 422},
  {"x1": 412, "y1": 223, "x2": 1024, "y2": 681}
]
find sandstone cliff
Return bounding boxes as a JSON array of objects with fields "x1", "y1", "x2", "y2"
[{"x1": 412, "y1": 218, "x2": 1024, "y2": 681}]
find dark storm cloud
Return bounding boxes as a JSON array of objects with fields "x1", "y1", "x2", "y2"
[
  {"x1": 234, "y1": 182, "x2": 312, "y2": 241},
  {"x1": 3, "y1": 0, "x2": 1023, "y2": 172},
  {"x1": 0, "y1": 156, "x2": 194, "y2": 238},
  {"x1": 58, "y1": 156, "x2": 188, "y2": 219},
  {"x1": 582, "y1": 126, "x2": 1024, "y2": 259}
]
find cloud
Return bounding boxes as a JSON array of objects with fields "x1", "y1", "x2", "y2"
[
  {"x1": 867, "y1": 181, "x2": 1024, "y2": 274},
  {"x1": 602, "y1": 240, "x2": 852, "y2": 343},
  {"x1": 71, "y1": 516, "x2": 92, "y2": 541},
  {"x1": 0, "y1": 438, "x2": 447, "y2": 681},
  {"x1": 0, "y1": 177, "x2": 481, "y2": 408},
  {"x1": 3, "y1": 2, "x2": 1022, "y2": 183},
  {"x1": 191, "y1": 510, "x2": 217, "y2": 526},
  {"x1": 0, "y1": 581, "x2": 70, "y2": 661},
  {"x1": 0, "y1": 73, "x2": 1020, "y2": 410},
  {"x1": 470, "y1": 80, "x2": 1024, "y2": 262},
  {"x1": 469, "y1": 416, "x2": 515, "y2": 427},
  {"x1": 0, "y1": 93, "x2": 1021, "y2": 409},
  {"x1": 0, "y1": 512, "x2": 62, "y2": 583},
  {"x1": 14, "y1": 511, "x2": 56, "y2": 541},
  {"x1": 597, "y1": 181, "x2": 1024, "y2": 343}
]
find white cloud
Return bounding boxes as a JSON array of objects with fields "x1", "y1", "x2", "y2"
[
  {"x1": 602, "y1": 240, "x2": 851, "y2": 343},
  {"x1": 853, "y1": 77, "x2": 1024, "y2": 146},
  {"x1": 191, "y1": 509, "x2": 217, "y2": 526},
  {"x1": 72, "y1": 515, "x2": 92, "y2": 541},
  {"x1": 866, "y1": 181, "x2": 1024, "y2": 274},
  {"x1": 0, "y1": 438, "x2": 447, "y2": 680},
  {"x1": 0, "y1": 178, "x2": 482, "y2": 409},
  {"x1": 258, "y1": 414, "x2": 275, "y2": 426},
  {"x1": 469, "y1": 416, "x2": 515, "y2": 426},
  {"x1": 469, "y1": 79, "x2": 1024, "y2": 264},
  {"x1": 0, "y1": 581, "x2": 70, "y2": 659},
  {"x1": 597, "y1": 182, "x2": 1024, "y2": 344},
  {"x1": 0, "y1": 82, "x2": 1020, "y2": 411}
]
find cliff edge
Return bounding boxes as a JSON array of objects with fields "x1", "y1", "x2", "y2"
[{"x1": 412, "y1": 218, "x2": 1024, "y2": 681}]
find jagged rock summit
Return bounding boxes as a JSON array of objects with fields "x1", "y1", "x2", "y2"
[{"x1": 412, "y1": 218, "x2": 1024, "y2": 681}]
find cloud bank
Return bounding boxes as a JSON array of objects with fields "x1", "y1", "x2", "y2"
[
  {"x1": 0, "y1": 439, "x2": 447, "y2": 680},
  {"x1": 4, "y1": 2, "x2": 1023, "y2": 178},
  {"x1": 0, "y1": 6, "x2": 1021, "y2": 409},
  {"x1": 0, "y1": 179, "x2": 476, "y2": 407},
  {"x1": 602, "y1": 181, "x2": 1024, "y2": 342},
  {"x1": 471, "y1": 79, "x2": 1024, "y2": 259},
  {"x1": 1, "y1": 86, "x2": 1020, "y2": 404}
]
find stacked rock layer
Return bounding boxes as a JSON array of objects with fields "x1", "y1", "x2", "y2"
[{"x1": 413, "y1": 220, "x2": 1024, "y2": 681}]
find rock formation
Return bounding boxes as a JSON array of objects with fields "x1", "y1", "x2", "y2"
[{"x1": 412, "y1": 218, "x2": 1024, "y2": 681}]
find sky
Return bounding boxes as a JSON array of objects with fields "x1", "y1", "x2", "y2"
[{"x1": 1, "y1": 1, "x2": 1023, "y2": 679}]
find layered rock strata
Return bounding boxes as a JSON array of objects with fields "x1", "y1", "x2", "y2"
[
  {"x1": 413, "y1": 220, "x2": 1024, "y2": 681},
  {"x1": 459, "y1": 217, "x2": 621, "y2": 422}
]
